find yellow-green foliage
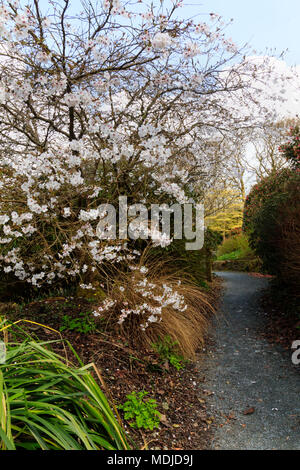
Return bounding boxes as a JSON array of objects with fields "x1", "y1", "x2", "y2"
[
  {"x1": 217, "y1": 234, "x2": 253, "y2": 259},
  {"x1": 205, "y1": 189, "x2": 244, "y2": 237}
]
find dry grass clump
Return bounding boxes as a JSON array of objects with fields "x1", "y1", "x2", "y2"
[{"x1": 96, "y1": 269, "x2": 214, "y2": 360}]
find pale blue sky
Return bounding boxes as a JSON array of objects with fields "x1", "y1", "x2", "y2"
[
  {"x1": 179, "y1": 0, "x2": 300, "y2": 65},
  {"x1": 35, "y1": 0, "x2": 300, "y2": 65}
]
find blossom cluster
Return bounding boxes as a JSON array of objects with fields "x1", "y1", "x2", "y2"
[
  {"x1": 0, "y1": 0, "x2": 290, "y2": 297},
  {"x1": 92, "y1": 274, "x2": 187, "y2": 330}
]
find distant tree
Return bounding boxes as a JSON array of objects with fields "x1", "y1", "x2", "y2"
[
  {"x1": 243, "y1": 119, "x2": 298, "y2": 180},
  {"x1": 205, "y1": 186, "x2": 244, "y2": 240}
]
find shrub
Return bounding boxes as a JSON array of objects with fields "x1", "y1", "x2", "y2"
[
  {"x1": 217, "y1": 249, "x2": 242, "y2": 261},
  {"x1": 217, "y1": 233, "x2": 253, "y2": 259},
  {"x1": 150, "y1": 239, "x2": 207, "y2": 285},
  {"x1": 278, "y1": 125, "x2": 300, "y2": 169},
  {"x1": 244, "y1": 168, "x2": 300, "y2": 295},
  {"x1": 279, "y1": 220, "x2": 300, "y2": 296},
  {"x1": 243, "y1": 168, "x2": 296, "y2": 232},
  {"x1": 217, "y1": 235, "x2": 240, "y2": 255}
]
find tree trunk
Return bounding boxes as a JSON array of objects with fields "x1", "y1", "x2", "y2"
[{"x1": 205, "y1": 248, "x2": 212, "y2": 282}]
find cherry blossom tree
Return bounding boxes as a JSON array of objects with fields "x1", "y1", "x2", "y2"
[{"x1": 0, "y1": 0, "x2": 282, "y2": 307}]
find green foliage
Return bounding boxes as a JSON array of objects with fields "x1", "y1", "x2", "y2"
[
  {"x1": 118, "y1": 391, "x2": 160, "y2": 431},
  {"x1": 152, "y1": 335, "x2": 186, "y2": 371},
  {"x1": 243, "y1": 168, "x2": 295, "y2": 232},
  {"x1": 150, "y1": 229, "x2": 221, "y2": 285},
  {"x1": 217, "y1": 234, "x2": 254, "y2": 260},
  {"x1": 218, "y1": 249, "x2": 243, "y2": 261},
  {"x1": 0, "y1": 334, "x2": 129, "y2": 450},
  {"x1": 198, "y1": 279, "x2": 209, "y2": 290},
  {"x1": 150, "y1": 239, "x2": 207, "y2": 284},
  {"x1": 205, "y1": 228, "x2": 223, "y2": 251},
  {"x1": 279, "y1": 125, "x2": 300, "y2": 169},
  {"x1": 59, "y1": 311, "x2": 97, "y2": 334},
  {"x1": 244, "y1": 168, "x2": 300, "y2": 293}
]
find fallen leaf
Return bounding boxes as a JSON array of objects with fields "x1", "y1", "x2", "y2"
[
  {"x1": 243, "y1": 407, "x2": 255, "y2": 415},
  {"x1": 159, "y1": 414, "x2": 170, "y2": 427}
]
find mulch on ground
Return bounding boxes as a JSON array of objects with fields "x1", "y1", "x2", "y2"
[{"x1": 1, "y1": 277, "x2": 222, "y2": 450}]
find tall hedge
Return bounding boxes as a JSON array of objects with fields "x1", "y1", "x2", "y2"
[{"x1": 244, "y1": 168, "x2": 300, "y2": 294}]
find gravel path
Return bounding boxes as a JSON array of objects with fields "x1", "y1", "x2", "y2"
[{"x1": 200, "y1": 271, "x2": 300, "y2": 450}]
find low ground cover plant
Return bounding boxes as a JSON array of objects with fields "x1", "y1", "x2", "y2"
[
  {"x1": 59, "y1": 311, "x2": 97, "y2": 334},
  {"x1": 118, "y1": 391, "x2": 161, "y2": 431},
  {"x1": 152, "y1": 335, "x2": 186, "y2": 371}
]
